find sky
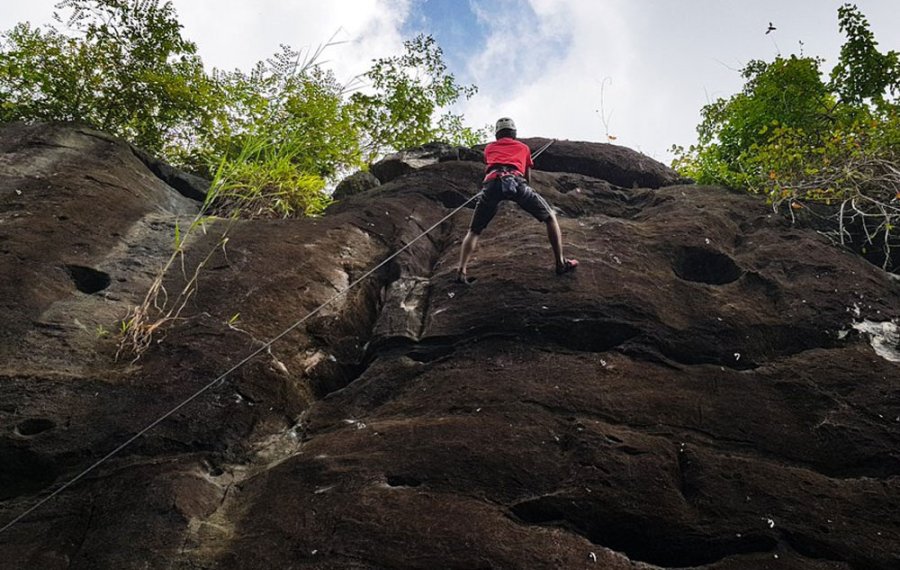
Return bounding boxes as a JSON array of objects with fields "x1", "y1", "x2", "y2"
[{"x1": 2, "y1": 0, "x2": 899, "y2": 163}]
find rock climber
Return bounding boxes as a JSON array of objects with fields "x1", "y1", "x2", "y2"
[{"x1": 456, "y1": 117, "x2": 578, "y2": 284}]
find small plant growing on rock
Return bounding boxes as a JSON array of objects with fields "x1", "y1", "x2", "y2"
[
  {"x1": 2, "y1": 1, "x2": 488, "y2": 359},
  {"x1": 205, "y1": 134, "x2": 333, "y2": 219}
]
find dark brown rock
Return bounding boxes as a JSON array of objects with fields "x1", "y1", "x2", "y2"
[
  {"x1": 522, "y1": 137, "x2": 686, "y2": 188},
  {"x1": 1, "y1": 123, "x2": 899, "y2": 569},
  {"x1": 0, "y1": 121, "x2": 199, "y2": 373},
  {"x1": 369, "y1": 141, "x2": 482, "y2": 184},
  {"x1": 130, "y1": 144, "x2": 210, "y2": 202},
  {"x1": 332, "y1": 169, "x2": 380, "y2": 200}
]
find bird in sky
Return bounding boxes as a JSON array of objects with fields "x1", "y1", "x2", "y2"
[{"x1": 766, "y1": 22, "x2": 777, "y2": 34}]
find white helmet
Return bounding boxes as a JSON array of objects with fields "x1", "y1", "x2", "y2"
[{"x1": 495, "y1": 117, "x2": 516, "y2": 135}]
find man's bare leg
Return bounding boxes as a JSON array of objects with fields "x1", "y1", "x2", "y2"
[
  {"x1": 457, "y1": 230, "x2": 480, "y2": 282},
  {"x1": 545, "y1": 215, "x2": 565, "y2": 266},
  {"x1": 546, "y1": 214, "x2": 578, "y2": 274}
]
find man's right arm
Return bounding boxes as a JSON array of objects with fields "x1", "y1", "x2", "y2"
[{"x1": 522, "y1": 142, "x2": 534, "y2": 184}]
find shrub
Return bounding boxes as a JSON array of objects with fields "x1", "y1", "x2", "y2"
[
  {"x1": 207, "y1": 135, "x2": 332, "y2": 220},
  {"x1": 1, "y1": 2, "x2": 486, "y2": 221},
  {"x1": 672, "y1": 3, "x2": 900, "y2": 269}
]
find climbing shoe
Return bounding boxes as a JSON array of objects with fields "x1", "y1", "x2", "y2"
[
  {"x1": 556, "y1": 258, "x2": 579, "y2": 275},
  {"x1": 456, "y1": 271, "x2": 475, "y2": 285}
]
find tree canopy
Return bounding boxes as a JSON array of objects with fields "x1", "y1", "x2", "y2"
[
  {"x1": 672, "y1": 3, "x2": 899, "y2": 201},
  {"x1": 672, "y1": 4, "x2": 899, "y2": 268},
  {"x1": 0, "y1": 0, "x2": 486, "y2": 218}
]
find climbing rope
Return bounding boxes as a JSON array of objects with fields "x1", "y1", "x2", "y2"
[{"x1": 0, "y1": 139, "x2": 555, "y2": 535}]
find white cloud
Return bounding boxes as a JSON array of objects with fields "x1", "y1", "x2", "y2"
[
  {"x1": 163, "y1": 0, "x2": 412, "y2": 84},
  {"x1": 0, "y1": 0, "x2": 58, "y2": 30},
  {"x1": 462, "y1": 0, "x2": 900, "y2": 162},
  {"x1": 0, "y1": 0, "x2": 411, "y2": 86},
  {"x1": 463, "y1": 1, "x2": 640, "y2": 151}
]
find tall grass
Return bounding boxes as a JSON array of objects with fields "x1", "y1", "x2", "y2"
[
  {"x1": 208, "y1": 135, "x2": 332, "y2": 219},
  {"x1": 115, "y1": 32, "x2": 348, "y2": 360},
  {"x1": 116, "y1": 133, "x2": 332, "y2": 361}
]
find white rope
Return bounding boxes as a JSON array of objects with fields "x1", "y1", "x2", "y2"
[
  {"x1": 0, "y1": 194, "x2": 480, "y2": 535},
  {"x1": 0, "y1": 140, "x2": 555, "y2": 535}
]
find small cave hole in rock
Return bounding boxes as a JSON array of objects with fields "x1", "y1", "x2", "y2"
[
  {"x1": 511, "y1": 497, "x2": 777, "y2": 567},
  {"x1": 673, "y1": 247, "x2": 743, "y2": 285},
  {"x1": 65, "y1": 264, "x2": 111, "y2": 294},
  {"x1": 0, "y1": 444, "x2": 59, "y2": 500},
  {"x1": 16, "y1": 418, "x2": 56, "y2": 436},
  {"x1": 386, "y1": 474, "x2": 422, "y2": 488},
  {"x1": 436, "y1": 190, "x2": 470, "y2": 208}
]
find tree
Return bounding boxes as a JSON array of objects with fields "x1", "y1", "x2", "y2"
[
  {"x1": 673, "y1": 3, "x2": 898, "y2": 193},
  {"x1": 0, "y1": 0, "x2": 211, "y2": 157},
  {"x1": 1, "y1": 3, "x2": 487, "y2": 220},
  {"x1": 672, "y1": 3, "x2": 900, "y2": 269},
  {"x1": 196, "y1": 43, "x2": 363, "y2": 179},
  {"x1": 200, "y1": 45, "x2": 364, "y2": 218},
  {"x1": 350, "y1": 34, "x2": 483, "y2": 161},
  {"x1": 829, "y1": 3, "x2": 900, "y2": 107}
]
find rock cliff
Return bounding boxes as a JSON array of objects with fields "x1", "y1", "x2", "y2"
[{"x1": 1, "y1": 122, "x2": 898, "y2": 569}]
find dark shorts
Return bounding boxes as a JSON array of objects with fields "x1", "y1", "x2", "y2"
[{"x1": 469, "y1": 175, "x2": 554, "y2": 234}]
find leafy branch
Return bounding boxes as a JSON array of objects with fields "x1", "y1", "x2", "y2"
[{"x1": 672, "y1": 3, "x2": 900, "y2": 271}]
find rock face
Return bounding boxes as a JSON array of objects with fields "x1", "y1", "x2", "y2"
[
  {"x1": 131, "y1": 145, "x2": 210, "y2": 202},
  {"x1": 1, "y1": 122, "x2": 899, "y2": 570},
  {"x1": 0, "y1": 122, "x2": 200, "y2": 374}
]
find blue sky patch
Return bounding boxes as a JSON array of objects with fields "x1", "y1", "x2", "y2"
[{"x1": 403, "y1": 0, "x2": 487, "y2": 80}]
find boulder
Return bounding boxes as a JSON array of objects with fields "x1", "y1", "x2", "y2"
[
  {"x1": 130, "y1": 145, "x2": 210, "y2": 202},
  {"x1": 369, "y1": 141, "x2": 482, "y2": 184},
  {"x1": 0, "y1": 121, "x2": 198, "y2": 372},
  {"x1": 332, "y1": 170, "x2": 380, "y2": 200},
  {"x1": 521, "y1": 137, "x2": 686, "y2": 188}
]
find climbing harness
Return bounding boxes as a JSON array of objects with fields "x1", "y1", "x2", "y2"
[{"x1": 0, "y1": 139, "x2": 555, "y2": 535}]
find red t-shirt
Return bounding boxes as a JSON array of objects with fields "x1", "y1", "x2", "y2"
[{"x1": 483, "y1": 138, "x2": 533, "y2": 179}]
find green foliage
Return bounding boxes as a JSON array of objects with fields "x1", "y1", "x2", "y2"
[
  {"x1": 830, "y1": 3, "x2": 900, "y2": 107},
  {"x1": 207, "y1": 134, "x2": 332, "y2": 219},
  {"x1": 673, "y1": 3, "x2": 899, "y2": 204},
  {"x1": 671, "y1": 4, "x2": 900, "y2": 270},
  {"x1": 194, "y1": 34, "x2": 485, "y2": 217},
  {"x1": 0, "y1": 0, "x2": 211, "y2": 156},
  {"x1": 1, "y1": 3, "x2": 486, "y2": 221},
  {"x1": 350, "y1": 34, "x2": 483, "y2": 160},
  {"x1": 193, "y1": 42, "x2": 363, "y2": 181},
  {"x1": 707, "y1": 57, "x2": 834, "y2": 165}
]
